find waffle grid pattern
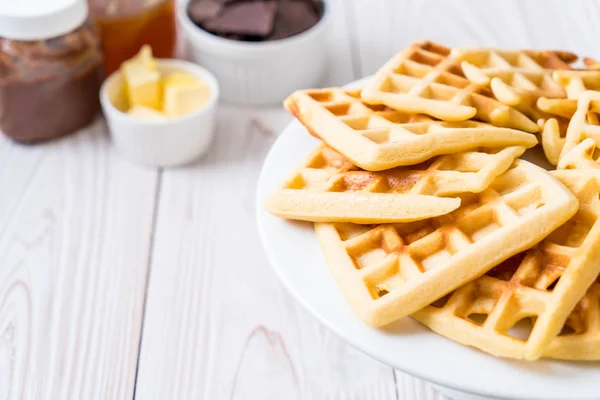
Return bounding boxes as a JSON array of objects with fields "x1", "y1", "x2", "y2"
[
  {"x1": 538, "y1": 69, "x2": 600, "y2": 120},
  {"x1": 558, "y1": 138, "x2": 600, "y2": 170},
  {"x1": 288, "y1": 145, "x2": 526, "y2": 196},
  {"x1": 413, "y1": 171, "x2": 600, "y2": 360},
  {"x1": 560, "y1": 91, "x2": 600, "y2": 160},
  {"x1": 361, "y1": 42, "x2": 539, "y2": 132},
  {"x1": 285, "y1": 87, "x2": 537, "y2": 170},
  {"x1": 547, "y1": 280, "x2": 600, "y2": 360},
  {"x1": 316, "y1": 160, "x2": 577, "y2": 327},
  {"x1": 271, "y1": 40, "x2": 600, "y2": 361},
  {"x1": 266, "y1": 144, "x2": 525, "y2": 223},
  {"x1": 453, "y1": 48, "x2": 575, "y2": 110}
]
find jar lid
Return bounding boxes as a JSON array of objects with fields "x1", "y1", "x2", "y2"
[{"x1": 0, "y1": 0, "x2": 88, "y2": 41}]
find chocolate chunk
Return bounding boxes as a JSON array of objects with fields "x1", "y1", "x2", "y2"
[
  {"x1": 188, "y1": 0, "x2": 324, "y2": 42},
  {"x1": 188, "y1": 0, "x2": 223, "y2": 23},
  {"x1": 202, "y1": 0, "x2": 278, "y2": 37},
  {"x1": 268, "y1": 0, "x2": 320, "y2": 40},
  {"x1": 294, "y1": 0, "x2": 323, "y2": 13}
]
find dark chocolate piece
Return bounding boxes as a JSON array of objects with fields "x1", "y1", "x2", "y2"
[
  {"x1": 202, "y1": 0, "x2": 278, "y2": 37},
  {"x1": 187, "y1": 0, "x2": 323, "y2": 42},
  {"x1": 268, "y1": 0, "x2": 320, "y2": 40},
  {"x1": 188, "y1": 0, "x2": 223, "y2": 23}
]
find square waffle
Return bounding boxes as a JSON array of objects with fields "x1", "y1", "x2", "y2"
[
  {"x1": 452, "y1": 47, "x2": 576, "y2": 121},
  {"x1": 315, "y1": 160, "x2": 577, "y2": 327},
  {"x1": 360, "y1": 41, "x2": 539, "y2": 132},
  {"x1": 265, "y1": 144, "x2": 526, "y2": 224},
  {"x1": 284, "y1": 87, "x2": 537, "y2": 171},
  {"x1": 413, "y1": 170, "x2": 600, "y2": 360}
]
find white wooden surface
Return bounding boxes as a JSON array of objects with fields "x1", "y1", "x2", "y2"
[
  {"x1": 0, "y1": 123, "x2": 157, "y2": 399},
  {"x1": 3, "y1": 1, "x2": 600, "y2": 399}
]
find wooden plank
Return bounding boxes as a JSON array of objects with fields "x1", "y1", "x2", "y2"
[
  {"x1": 395, "y1": 371, "x2": 448, "y2": 400},
  {"x1": 135, "y1": 102, "x2": 398, "y2": 398},
  {"x1": 0, "y1": 121, "x2": 157, "y2": 399},
  {"x1": 350, "y1": 0, "x2": 600, "y2": 77},
  {"x1": 136, "y1": 3, "x2": 399, "y2": 396}
]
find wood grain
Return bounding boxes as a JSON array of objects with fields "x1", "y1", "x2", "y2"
[
  {"x1": 5, "y1": 1, "x2": 600, "y2": 399},
  {"x1": 135, "y1": 1, "x2": 406, "y2": 398},
  {"x1": 135, "y1": 103, "x2": 398, "y2": 399},
  {"x1": 395, "y1": 371, "x2": 448, "y2": 400},
  {"x1": 0, "y1": 121, "x2": 157, "y2": 399}
]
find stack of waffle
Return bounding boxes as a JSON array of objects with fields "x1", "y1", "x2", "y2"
[{"x1": 265, "y1": 41, "x2": 600, "y2": 361}]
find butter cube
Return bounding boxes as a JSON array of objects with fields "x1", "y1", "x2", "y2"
[
  {"x1": 127, "y1": 105, "x2": 167, "y2": 121},
  {"x1": 121, "y1": 46, "x2": 162, "y2": 110},
  {"x1": 162, "y1": 72, "x2": 210, "y2": 117}
]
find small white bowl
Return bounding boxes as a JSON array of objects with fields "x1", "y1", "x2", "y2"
[
  {"x1": 100, "y1": 59, "x2": 219, "y2": 167},
  {"x1": 177, "y1": 0, "x2": 330, "y2": 105}
]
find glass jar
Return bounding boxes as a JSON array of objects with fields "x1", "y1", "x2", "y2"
[
  {"x1": 0, "y1": 0, "x2": 104, "y2": 144},
  {"x1": 88, "y1": 0, "x2": 177, "y2": 75}
]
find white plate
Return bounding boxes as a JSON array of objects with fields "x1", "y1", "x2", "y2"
[{"x1": 256, "y1": 79, "x2": 600, "y2": 400}]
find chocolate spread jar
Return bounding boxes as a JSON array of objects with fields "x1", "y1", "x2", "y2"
[{"x1": 0, "y1": 0, "x2": 104, "y2": 144}]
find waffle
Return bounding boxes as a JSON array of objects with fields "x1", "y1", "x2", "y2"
[
  {"x1": 559, "y1": 90, "x2": 600, "y2": 160},
  {"x1": 284, "y1": 87, "x2": 537, "y2": 171},
  {"x1": 545, "y1": 276, "x2": 600, "y2": 360},
  {"x1": 539, "y1": 89, "x2": 600, "y2": 166},
  {"x1": 360, "y1": 41, "x2": 539, "y2": 132},
  {"x1": 548, "y1": 151, "x2": 600, "y2": 360},
  {"x1": 265, "y1": 144, "x2": 526, "y2": 224},
  {"x1": 315, "y1": 160, "x2": 577, "y2": 327},
  {"x1": 538, "y1": 69, "x2": 600, "y2": 120},
  {"x1": 413, "y1": 170, "x2": 600, "y2": 360},
  {"x1": 448, "y1": 47, "x2": 579, "y2": 165},
  {"x1": 558, "y1": 138, "x2": 600, "y2": 170},
  {"x1": 540, "y1": 117, "x2": 570, "y2": 165},
  {"x1": 452, "y1": 47, "x2": 576, "y2": 121}
]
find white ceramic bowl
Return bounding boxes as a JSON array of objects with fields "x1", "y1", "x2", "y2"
[
  {"x1": 177, "y1": 0, "x2": 330, "y2": 105},
  {"x1": 100, "y1": 59, "x2": 219, "y2": 167}
]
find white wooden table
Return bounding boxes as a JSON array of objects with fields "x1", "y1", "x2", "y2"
[{"x1": 3, "y1": 1, "x2": 600, "y2": 399}]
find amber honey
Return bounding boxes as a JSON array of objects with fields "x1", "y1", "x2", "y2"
[{"x1": 90, "y1": 0, "x2": 177, "y2": 75}]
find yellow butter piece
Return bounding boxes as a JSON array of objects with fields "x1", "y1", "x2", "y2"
[
  {"x1": 162, "y1": 72, "x2": 210, "y2": 117},
  {"x1": 121, "y1": 45, "x2": 162, "y2": 110},
  {"x1": 127, "y1": 105, "x2": 167, "y2": 121}
]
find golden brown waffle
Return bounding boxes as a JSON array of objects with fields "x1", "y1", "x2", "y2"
[
  {"x1": 559, "y1": 90, "x2": 600, "y2": 160},
  {"x1": 447, "y1": 47, "x2": 579, "y2": 165},
  {"x1": 265, "y1": 144, "x2": 526, "y2": 224},
  {"x1": 545, "y1": 276, "x2": 600, "y2": 360},
  {"x1": 539, "y1": 89, "x2": 600, "y2": 167},
  {"x1": 315, "y1": 160, "x2": 577, "y2": 327},
  {"x1": 284, "y1": 87, "x2": 537, "y2": 171},
  {"x1": 361, "y1": 41, "x2": 539, "y2": 132},
  {"x1": 452, "y1": 47, "x2": 576, "y2": 121},
  {"x1": 413, "y1": 170, "x2": 600, "y2": 361},
  {"x1": 538, "y1": 69, "x2": 600, "y2": 120},
  {"x1": 558, "y1": 138, "x2": 600, "y2": 170}
]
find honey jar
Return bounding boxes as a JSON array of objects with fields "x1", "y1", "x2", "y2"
[{"x1": 88, "y1": 0, "x2": 177, "y2": 75}]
